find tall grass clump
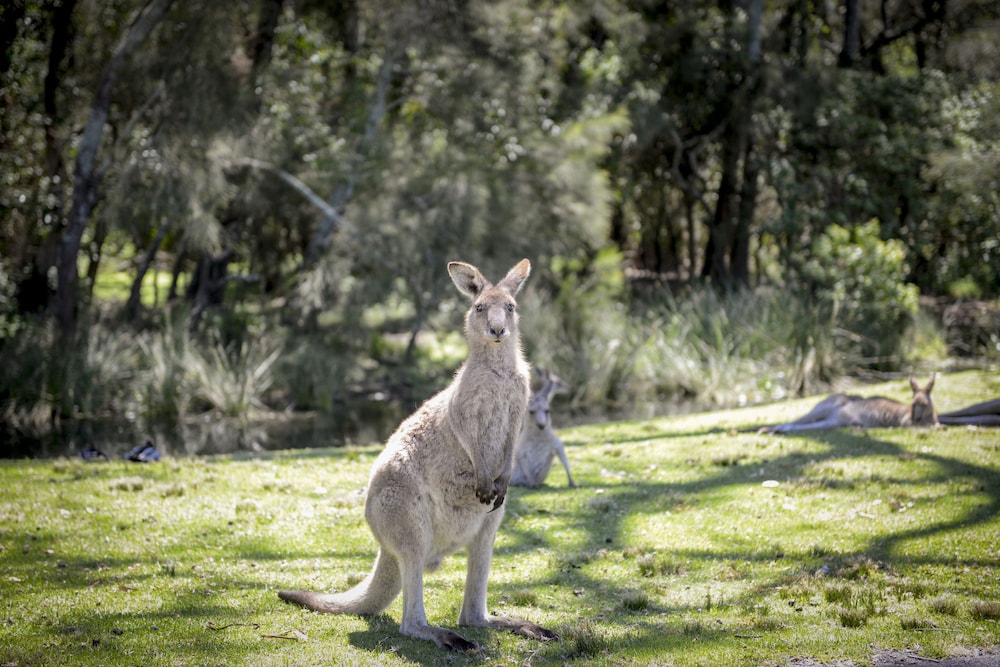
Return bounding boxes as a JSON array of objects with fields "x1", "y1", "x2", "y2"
[
  {"x1": 137, "y1": 314, "x2": 193, "y2": 419},
  {"x1": 525, "y1": 275, "x2": 826, "y2": 413},
  {"x1": 0, "y1": 317, "x2": 139, "y2": 424},
  {"x1": 186, "y1": 336, "x2": 281, "y2": 417}
]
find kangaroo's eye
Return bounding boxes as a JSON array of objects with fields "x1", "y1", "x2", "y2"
[
  {"x1": 475, "y1": 304, "x2": 484, "y2": 313},
  {"x1": 506, "y1": 304, "x2": 515, "y2": 313}
]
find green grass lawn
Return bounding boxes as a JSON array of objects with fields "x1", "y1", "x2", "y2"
[{"x1": 1, "y1": 370, "x2": 998, "y2": 666}]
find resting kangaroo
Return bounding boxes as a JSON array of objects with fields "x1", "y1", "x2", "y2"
[
  {"x1": 278, "y1": 259, "x2": 557, "y2": 651},
  {"x1": 760, "y1": 374, "x2": 938, "y2": 434},
  {"x1": 511, "y1": 367, "x2": 576, "y2": 488}
]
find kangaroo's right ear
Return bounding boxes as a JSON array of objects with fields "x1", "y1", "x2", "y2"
[
  {"x1": 448, "y1": 261, "x2": 488, "y2": 299},
  {"x1": 497, "y1": 258, "x2": 531, "y2": 295}
]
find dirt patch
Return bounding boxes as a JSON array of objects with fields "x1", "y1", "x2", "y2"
[
  {"x1": 782, "y1": 647, "x2": 1000, "y2": 667},
  {"x1": 875, "y1": 647, "x2": 1000, "y2": 666}
]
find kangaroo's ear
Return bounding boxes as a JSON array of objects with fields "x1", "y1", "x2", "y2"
[
  {"x1": 448, "y1": 261, "x2": 488, "y2": 299},
  {"x1": 498, "y1": 258, "x2": 531, "y2": 295}
]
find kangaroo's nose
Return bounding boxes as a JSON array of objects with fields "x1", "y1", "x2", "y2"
[{"x1": 490, "y1": 325, "x2": 505, "y2": 337}]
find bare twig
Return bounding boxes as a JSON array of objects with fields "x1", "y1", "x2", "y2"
[
  {"x1": 206, "y1": 622, "x2": 261, "y2": 631},
  {"x1": 261, "y1": 629, "x2": 308, "y2": 641}
]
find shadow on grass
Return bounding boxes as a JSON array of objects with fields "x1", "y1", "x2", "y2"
[{"x1": 4, "y1": 419, "x2": 996, "y2": 665}]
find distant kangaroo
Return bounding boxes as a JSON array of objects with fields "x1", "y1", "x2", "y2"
[
  {"x1": 760, "y1": 374, "x2": 938, "y2": 434},
  {"x1": 511, "y1": 367, "x2": 576, "y2": 488},
  {"x1": 278, "y1": 259, "x2": 557, "y2": 651}
]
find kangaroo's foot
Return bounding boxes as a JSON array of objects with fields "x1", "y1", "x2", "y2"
[
  {"x1": 464, "y1": 614, "x2": 559, "y2": 642},
  {"x1": 400, "y1": 619, "x2": 479, "y2": 652}
]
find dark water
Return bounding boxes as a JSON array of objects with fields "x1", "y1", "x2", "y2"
[{"x1": 0, "y1": 403, "x2": 406, "y2": 461}]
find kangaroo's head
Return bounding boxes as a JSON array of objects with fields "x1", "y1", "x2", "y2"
[
  {"x1": 527, "y1": 367, "x2": 569, "y2": 430},
  {"x1": 448, "y1": 259, "x2": 531, "y2": 346},
  {"x1": 909, "y1": 373, "x2": 938, "y2": 426}
]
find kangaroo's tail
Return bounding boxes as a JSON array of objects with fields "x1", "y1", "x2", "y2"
[{"x1": 279, "y1": 548, "x2": 400, "y2": 615}]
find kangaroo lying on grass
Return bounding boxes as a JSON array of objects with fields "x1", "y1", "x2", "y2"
[
  {"x1": 511, "y1": 367, "x2": 576, "y2": 488},
  {"x1": 279, "y1": 259, "x2": 557, "y2": 651},
  {"x1": 759, "y1": 374, "x2": 938, "y2": 434}
]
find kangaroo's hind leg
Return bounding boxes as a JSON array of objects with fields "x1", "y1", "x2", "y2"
[
  {"x1": 366, "y1": 472, "x2": 477, "y2": 651},
  {"x1": 763, "y1": 395, "x2": 851, "y2": 434},
  {"x1": 787, "y1": 395, "x2": 848, "y2": 425},
  {"x1": 458, "y1": 510, "x2": 558, "y2": 641}
]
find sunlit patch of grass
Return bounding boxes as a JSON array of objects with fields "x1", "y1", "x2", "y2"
[
  {"x1": 620, "y1": 589, "x2": 650, "y2": 611},
  {"x1": 633, "y1": 552, "x2": 684, "y2": 578},
  {"x1": 110, "y1": 476, "x2": 146, "y2": 492},
  {"x1": 900, "y1": 615, "x2": 937, "y2": 630},
  {"x1": 837, "y1": 607, "x2": 870, "y2": 628},
  {"x1": 509, "y1": 588, "x2": 538, "y2": 606},
  {"x1": 564, "y1": 620, "x2": 610, "y2": 658},
  {"x1": 824, "y1": 583, "x2": 854, "y2": 605},
  {"x1": 928, "y1": 594, "x2": 961, "y2": 616},
  {"x1": 969, "y1": 599, "x2": 1000, "y2": 620}
]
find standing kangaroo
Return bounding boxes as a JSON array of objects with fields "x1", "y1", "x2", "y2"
[
  {"x1": 760, "y1": 374, "x2": 938, "y2": 434},
  {"x1": 511, "y1": 367, "x2": 576, "y2": 488},
  {"x1": 279, "y1": 259, "x2": 557, "y2": 651}
]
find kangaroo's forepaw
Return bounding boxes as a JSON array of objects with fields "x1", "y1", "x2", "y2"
[{"x1": 489, "y1": 493, "x2": 505, "y2": 512}]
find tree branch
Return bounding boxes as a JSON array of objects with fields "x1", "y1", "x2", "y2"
[{"x1": 235, "y1": 157, "x2": 349, "y2": 227}]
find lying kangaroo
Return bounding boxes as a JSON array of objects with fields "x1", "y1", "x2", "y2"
[
  {"x1": 511, "y1": 367, "x2": 576, "y2": 488},
  {"x1": 760, "y1": 374, "x2": 938, "y2": 434},
  {"x1": 279, "y1": 259, "x2": 557, "y2": 651}
]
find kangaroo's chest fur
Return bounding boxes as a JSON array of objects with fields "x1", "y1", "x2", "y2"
[{"x1": 365, "y1": 340, "x2": 530, "y2": 561}]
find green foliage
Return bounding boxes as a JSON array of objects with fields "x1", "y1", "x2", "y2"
[
  {"x1": 0, "y1": 319, "x2": 139, "y2": 423},
  {"x1": 924, "y1": 81, "x2": 1000, "y2": 297},
  {"x1": 799, "y1": 220, "x2": 920, "y2": 369},
  {"x1": 3, "y1": 0, "x2": 1000, "y2": 434}
]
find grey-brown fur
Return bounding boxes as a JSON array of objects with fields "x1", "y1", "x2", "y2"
[
  {"x1": 511, "y1": 367, "x2": 576, "y2": 488},
  {"x1": 278, "y1": 259, "x2": 557, "y2": 651},
  {"x1": 759, "y1": 374, "x2": 938, "y2": 434}
]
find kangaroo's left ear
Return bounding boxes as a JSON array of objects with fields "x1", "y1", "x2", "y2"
[
  {"x1": 448, "y1": 261, "x2": 489, "y2": 299},
  {"x1": 497, "y1": 259, "x2": 531, "y2": 295}
]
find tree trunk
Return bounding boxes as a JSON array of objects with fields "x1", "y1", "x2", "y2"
[
  {"x1": 249, "y1": 0, "x2": 283, "y2": 94},
  {"x1": 731, "y1": 132, "x2": 758, "y2": 287},
  {"x1": 838, "y1": 0, "x2": 861, "y2": 67},
  {"x1": 126, "y1": 224, "x2": 169, "y2": 318},
  {"x1": 168, "y1": 237, "x2": 187, "y2": 302},
  {"x1": 55, "y1": 0, "x2": 176, "y2": 335},
  {"x1": 84, "y1": 216, "x2": 107, "y2": 299},
  {"x1": 44, "y1": 0, "x2": 78, "y2": 178},
  {"x1": 702, "y1": 116, "x2": 739, "y2": 288},
  {"x1": 0, "y1": 1, "x2": 26, "y2": 76}
]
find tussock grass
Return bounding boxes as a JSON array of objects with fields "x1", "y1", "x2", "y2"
[
  {"x1": 970, "y1": 600, "x2": 1000, "y2": 621},
  {"x1": 0, "y1": 370, "x2": 998, "y2": 666}
]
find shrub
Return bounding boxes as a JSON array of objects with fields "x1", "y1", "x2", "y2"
[{"x1": 799, "y1": 219, "x2": 920, "y2": 369}]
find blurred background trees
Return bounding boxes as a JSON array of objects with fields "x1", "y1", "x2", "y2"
[{"x1": 2, "y1": 0, "x2": 999, "y2": 447}]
